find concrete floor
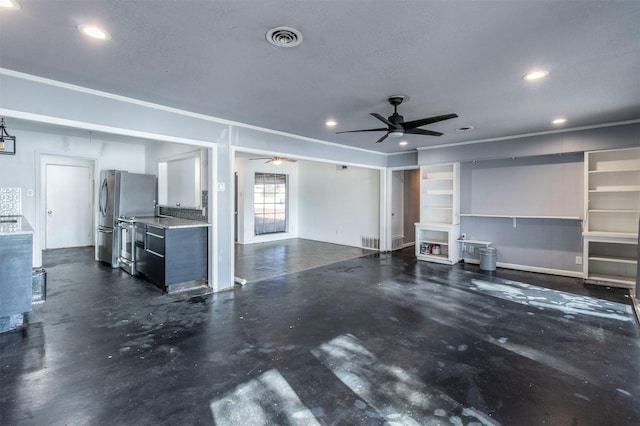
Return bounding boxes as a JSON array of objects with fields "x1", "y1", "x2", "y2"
[
  {"x1": 235, "y1": 239, "x2": 375, "y2": 283},
  {"x1": 1, "y1": 246, "x2": 639, "y2": 425}
]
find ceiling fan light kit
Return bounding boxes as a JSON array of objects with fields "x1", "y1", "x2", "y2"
[{"x1": 337, "y1": 95, "x2": 458, "y2": 143}]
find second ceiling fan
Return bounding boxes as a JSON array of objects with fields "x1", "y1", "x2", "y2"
[
  {"x1": 250, "y1": 156, "x2": 297, "y2": 165},
  {"x1": 337, "y1": 96, "x2": 458, "y2": 143}
]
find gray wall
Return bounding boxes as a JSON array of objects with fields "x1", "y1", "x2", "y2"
[
  {"x1": 459, "y1": 153, "x2": 584, "y2": 274},
  {"x1": 418, "y1": 122, "x2": 639, "y2": 165},
  {"x1": 418, "y1": 125, "x2": 639, "y2": 276}
]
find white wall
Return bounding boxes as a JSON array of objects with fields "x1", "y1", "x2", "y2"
[
  {"x1": 0, "y1": 124, "x2": 147, "y2": 267},
  {"x1": 298, "y1": 163, "x2": 380, "y2": 248},
  {"x1": 145, "y1": 143, "x2": 209, "y2": 209},
  {"x1": 235, "y1": 157, "x2": 299, "y2": 244}
]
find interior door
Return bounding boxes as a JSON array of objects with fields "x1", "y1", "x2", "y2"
[{"x1": 46, "y1": 163, "x2": 94, "y2": 249}]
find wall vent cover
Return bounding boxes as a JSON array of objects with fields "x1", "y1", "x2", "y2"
[{"x1": 266, "y1": 27, "x2": 303, "y2": 48}]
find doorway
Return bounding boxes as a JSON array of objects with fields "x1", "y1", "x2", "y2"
[
  {"x1": 41, "y1": 156, "x2": 95, "y2": 249},
  {"x1": 390, "y1": 169, "x2": 420, "y2": 250}
]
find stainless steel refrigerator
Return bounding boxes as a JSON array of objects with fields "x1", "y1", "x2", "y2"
[{"x1": 97, "y1": 170, "x2": 157, "y2": 267}]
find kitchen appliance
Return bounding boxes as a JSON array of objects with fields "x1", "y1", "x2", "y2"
[
  {"x1": 97, "y1": 170, "x2": 157, "y2": 268},
  {"x1": 117, "y1": 216, "x2": 137, "y2": 275}
]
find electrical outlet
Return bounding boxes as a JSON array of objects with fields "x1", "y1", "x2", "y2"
[{"x1": 576, "y1": 256, "x2": 582, "y2": 265}]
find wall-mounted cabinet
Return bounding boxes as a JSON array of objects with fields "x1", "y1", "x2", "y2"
[
  {"x1": 583, "y1": 147, "x2": 639, "y2": 287},
  {"x1": 419, "y1": 163, "x2": 459, "y2": 225}
]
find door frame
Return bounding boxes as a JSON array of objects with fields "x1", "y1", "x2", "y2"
[
  {"x1": 383, "y1": 165, "x2": 419, "y2": 252},
  {"x1": 39, "y1": 154, "x2": 96, "y2": 252}
]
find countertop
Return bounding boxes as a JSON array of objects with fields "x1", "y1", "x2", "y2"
[
  {"x1": 0, "y1": 216, "x2": 34, "y2": 236},
  {"x1": 134, "y1": 216, "x2": 212, "y2": 229}
]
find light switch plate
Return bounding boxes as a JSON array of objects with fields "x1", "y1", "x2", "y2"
[{"x1": 217, "y1": 182, "x2": 225, "y2": 191}]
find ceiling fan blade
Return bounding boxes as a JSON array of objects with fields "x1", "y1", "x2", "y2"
[
  {"x1": 370, "y1": 113, "x2": 399, "y2": 129},
  {"x1": 250, "y1": 157, "x2": 273, "y2": 160},
  {"x1": 284, "y1": 159, "x2": 297, "y2": 162},
  {"x1": 336, "y1": 127, "x2": 388, "y2": 134},
  {"x1": 403, "y1": 113, "x2": 458, "y2": 130},
  {"x1": 404, "y1": 128, "x2": 443, "y2": 137},
  {"x1": 375, "y1": 133, "x2": 389, "y2": 143}
]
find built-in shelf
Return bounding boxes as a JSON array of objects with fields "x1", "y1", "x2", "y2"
[
  {"x1": 588, "y1": 209, "x2": 640, "y2": 213},
  {"x1": 426, "y1": 190, "x2": 454, "y2": 195},
  {"x1": 589, "y1": 168, "x2": 640, "y2": 174},
  {"x1": 589, "y1": 255, "x2": 637, "y2": 265},
  {"x1": 588, "y1": 187, "x2": 640, "y2": 193},
  {"x1": 415, "y1": 223, "x2": 460, "y2": 265},
  {"x1": 460, "y1": 213, "x2": 582, "y2": 220},
  {"x1": 586, "y1": 274, "x2": 636, "y2": 288},
  {"x1": 583, "y1": 146, "x2": 639, "y2": 288},
  {"x1": 457, "y1": 239, "x2": 492, "y2": 246},
  {"x1": 419, "y1": 163, "x2": 459, "y2": 225},
  {"x1": 582, "y1": 231, "x2": 637, "y2": 239}
]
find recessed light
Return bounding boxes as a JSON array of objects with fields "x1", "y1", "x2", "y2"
[
  {"x1": 325, "y1": 120, "x2": 337, "y2": 127},
  {"x1": 77, "y1": 24, "x2": 111, "y2": 40},
  {"x1": 552, "y1": 118, "x2": 567, "y2": 125},
  {"x1": 0, "y1": 0, "x2": 20, "y2": 10},
  {"x1": 399, "y1": 141, "x2": 408, "y2": 146},
  {"x1": 456, "y1": 126, "x2": 475, "y2": 132},
  {"x1": 523, "y1": 70, "x2": 549, "y2": 81}
]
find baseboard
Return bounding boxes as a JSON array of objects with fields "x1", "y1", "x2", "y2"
[{"x1": 461, "y1": 258, "x2": 584, "y2": 279}]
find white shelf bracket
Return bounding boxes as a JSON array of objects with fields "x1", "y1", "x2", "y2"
[{"x1": 512, "y1": 217, "x2": 517, "y2": 228}]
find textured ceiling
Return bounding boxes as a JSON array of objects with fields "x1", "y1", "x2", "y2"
[{"x1": 1, "y1": 0, "x2": 638, "y2": 154}]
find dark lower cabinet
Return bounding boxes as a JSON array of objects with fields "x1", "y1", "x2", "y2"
[
  {"x1": 136, "y1": 224, "x2": 208, "y2": 292},
  {"x1": 0, "y1": 233, "x2": 33, "y2": 332}
]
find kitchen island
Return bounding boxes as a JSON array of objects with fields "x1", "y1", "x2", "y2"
[
  {"x1": 134, "y1": 216, "x2": 211, "y2": 293},
  {"x1": 0, "y1": 216, "x2": 34, "y2": 332}
]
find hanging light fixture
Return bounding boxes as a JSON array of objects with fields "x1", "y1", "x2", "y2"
[{"x1": 0, "y1": 118, "x2": 17, "y2": 155}]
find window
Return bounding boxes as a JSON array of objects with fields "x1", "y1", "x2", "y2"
[{"x1": 254, "y1": 173, "x2": 287, "y2": 235}]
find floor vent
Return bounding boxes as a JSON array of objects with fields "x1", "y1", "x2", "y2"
[
  {"x1": 361, "y1": 236, "x2": 380, "y2": 250},
  {"x1": 392, "y1": 237, "x2": 404, "y2": 251}
]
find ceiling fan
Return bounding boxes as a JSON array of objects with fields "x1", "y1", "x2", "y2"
[
  {"x1": 249, "y1": 156, "x2": 297, "y2": 165},
  {"x1": 337, "y1": 96, "x2": 458, "y2": 143}
]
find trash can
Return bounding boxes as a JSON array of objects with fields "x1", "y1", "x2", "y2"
[
  {"x1": 479, "y1": 247, "x2": 497, "y2": 271},
  {"x1": 32, "y1": 268, "x2": 46, "y2": 304}
]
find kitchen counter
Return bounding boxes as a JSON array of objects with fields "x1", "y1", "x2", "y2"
[
  {"x1": 134, "y1": 216, "x2": 211, "y2": 229},
  {"x1": 1, "y1": 215, "x2": 34, "y2": 332},
  {"x1": 0, "y1": 215, "x2": 35, "y2": 236},
  {"x1": 135, "y1": 217, "x2": 209, "y2": 293}
]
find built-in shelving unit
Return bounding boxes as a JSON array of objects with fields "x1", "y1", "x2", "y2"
[
  {"x1": 583, "y1": 147, "x2": 639, "y2": 288},
  {"x1": 416, "y1": 223, "x2": 461, "y2": 265},
  {"x1": 415, "y1": 163, "x2": 461, "y2": 264},
  {"x1": 419, "y1": 163, "x2": 459, "y2": 225}
]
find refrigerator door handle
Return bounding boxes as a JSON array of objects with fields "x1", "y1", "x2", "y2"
[
  {"x1": 98, "y1": 226, "x2": 113, "y2": 234},
  {"x1": 99, "y1": 178, "x2": 108, "y2": 216}
]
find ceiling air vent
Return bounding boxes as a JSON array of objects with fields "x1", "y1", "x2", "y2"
[{"x1": 266, "y1": 27, "x2": 303, "y2": 48}]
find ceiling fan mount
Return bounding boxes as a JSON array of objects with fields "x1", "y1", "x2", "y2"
[
  {"x1": 249, "y1": 156, "x2": 297, "y2": 164},
  {"x1": 388, "y1": 95, "x2": 405, "y2": 107},
  {"x1": 337, "y1": 95, "x2": 458, "y2": 143}
]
